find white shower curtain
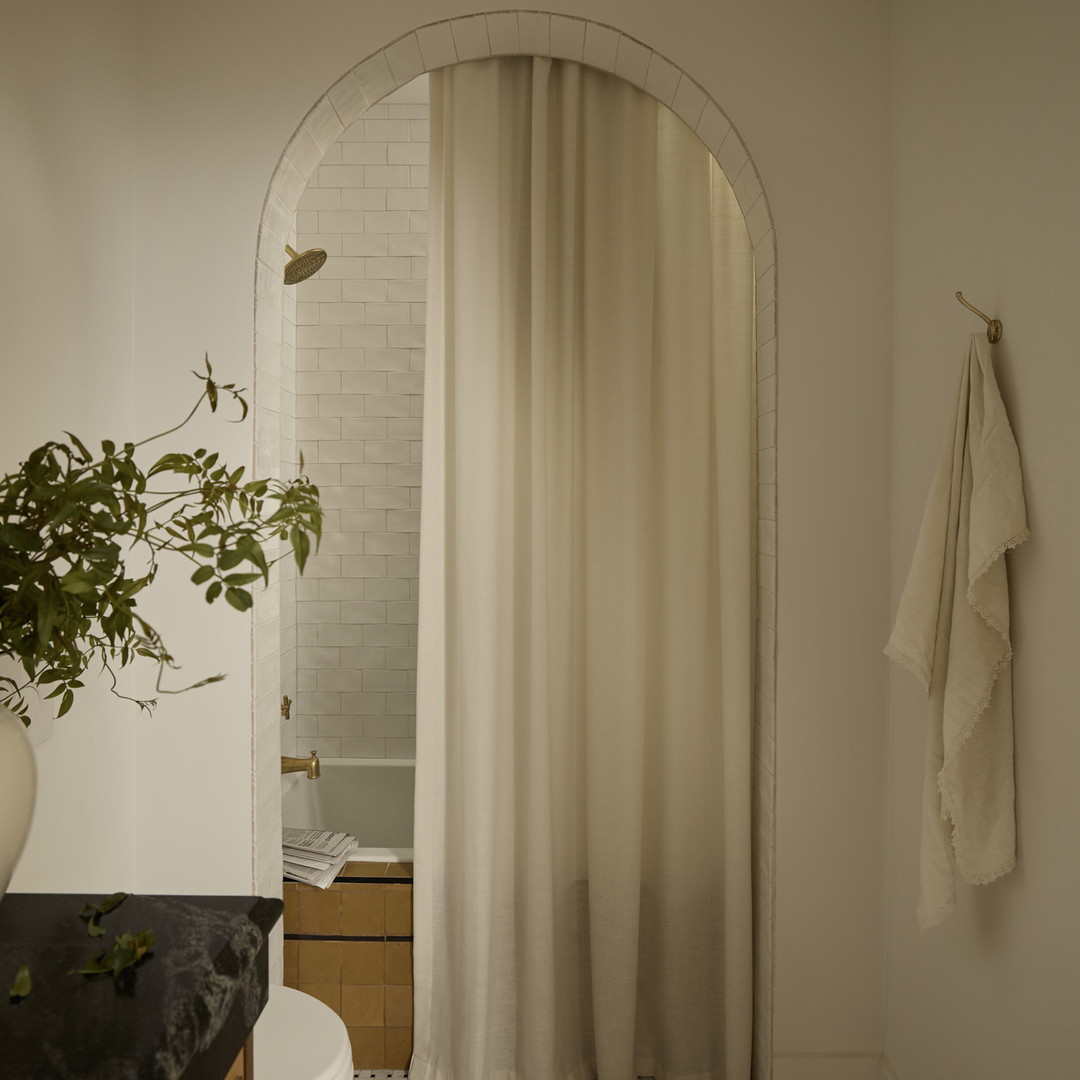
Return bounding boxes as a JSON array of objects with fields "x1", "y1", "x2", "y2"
[{"x1": 412, "y1": 57, "x2": 755, "y2": 1080}]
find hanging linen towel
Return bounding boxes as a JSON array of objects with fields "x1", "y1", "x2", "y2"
[{"x1": 886, "y1": 334, "x2": 1029, "y2": 930}]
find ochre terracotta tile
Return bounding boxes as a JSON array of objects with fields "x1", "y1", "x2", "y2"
[
  {"x1": 282, "y1": 888, "x2": 299, "y2": 934},
  {"x1": 297, "y1": 982, "x2": 341, "y2": 1016},
  {"x1": 345, "y1": 861, "x2": 388, "y2": 877},
  {"x1": 297, "y1": 886, "x2": 341, "y2": 935},
  {"x1": 384, "y1": 1026, "x2": 414, "y2": 1070},
  {"x1": 384, "y1": 941, "x2": 413, "y2": 985},
  {"x1": 297, "y1": 939, "x2": 342, "y2": 984},
  {"x1": 348, "y1": 1026, "x2": 385, "y2": 1069},
  {"x1": 384, "y1": 984, "x2": 413, "y2": 1027},
  {"x1": 341, "y1": 883, "x2": 385, "y2": 936},
  {"x1": 341, "y1": 940, "x2": 385, "y2": 985},
  {"x1": 384, "y1": 884, "x2": 412, "y2": 936},
  {"x1": 341, "y1": 983, "x2": 384, "y2": 1027},
  {"x1": 283, "y1": 939, "x2": 299, "y2": 987}
]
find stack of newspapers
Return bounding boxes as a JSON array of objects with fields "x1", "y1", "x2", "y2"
[{"x1": 283, "y1": 828, "x2": 358, "y2": 889}]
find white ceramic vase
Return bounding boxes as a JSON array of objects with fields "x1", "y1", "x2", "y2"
[{"x1": 0, "y1": 706, "x2": 36, "y2": 899}]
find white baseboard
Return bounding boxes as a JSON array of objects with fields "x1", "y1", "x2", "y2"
[{"x1": 772, "y1": 1052, "x2": 882, "y2": 1080}]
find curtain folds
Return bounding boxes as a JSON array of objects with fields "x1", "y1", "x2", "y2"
[{"x1": 412, "y1": 56, "x2": 755, "y2": 1080}]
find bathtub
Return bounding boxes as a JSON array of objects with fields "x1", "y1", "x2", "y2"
[{"x1": 281, "y1": 757, "x2": 415, "y2": 862}]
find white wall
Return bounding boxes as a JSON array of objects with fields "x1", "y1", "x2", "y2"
[
  {"x1": 3, "y1": 0, "x2": 893, "y2": 1069},
  {"x1": 885, "y1": 1, "x2": 1080, "y2": 1077},
  {"x1": 2, "y1": 0, "x2": 141, "y2": 893}
]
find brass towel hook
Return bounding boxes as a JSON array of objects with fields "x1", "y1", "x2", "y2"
[{"x1": 956, "y1": 292, "x2": 1003, "y2": 343}]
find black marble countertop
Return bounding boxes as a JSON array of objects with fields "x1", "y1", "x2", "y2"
[{"x1": 0, "y1": 892, "x2": 283, "y2": 1080}]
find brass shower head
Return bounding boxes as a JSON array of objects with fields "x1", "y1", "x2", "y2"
[{"x1": 284, "y1": 244, "x2": 327, "y2": 285}]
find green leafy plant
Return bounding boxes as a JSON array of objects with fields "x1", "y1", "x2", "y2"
[{"x1": 0, "y1": 359, "x2": 322, "y2": 724}]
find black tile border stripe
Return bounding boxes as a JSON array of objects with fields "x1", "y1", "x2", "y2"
[{"x1": 285, "y1": 932, "x2": 414, "y2": 943}]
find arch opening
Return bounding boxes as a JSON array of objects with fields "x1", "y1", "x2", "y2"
[{"x1": 254, "y1": 14, "x2": 778, "y2": 1076}]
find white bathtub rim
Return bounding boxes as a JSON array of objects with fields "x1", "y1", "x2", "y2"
[
  {"x1": 345, "y1": 846, "x2": 414, "y2": 864},
  {"x1": 298, "y1": 756, "x2": 416, "y2": 767}
]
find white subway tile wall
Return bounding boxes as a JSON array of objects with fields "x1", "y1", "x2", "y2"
[{"x1": 293, "y1": 78, "x2": 428, "y2": 761}]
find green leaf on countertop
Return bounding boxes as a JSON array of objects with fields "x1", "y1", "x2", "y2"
[{"x1": 9, "y1": 964, "x2": 31, "y2": 1001}]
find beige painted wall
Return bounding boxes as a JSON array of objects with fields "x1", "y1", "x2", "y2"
[
  {"x1": 4, "y1": 0, "x2": 894, "y2": 1068},
  {"x1": 2, "y1": 1, "x2": 141, "y2": 893},
  {"x1": 885, "y1": 0, "x2": 1080, "y2": 1076}
]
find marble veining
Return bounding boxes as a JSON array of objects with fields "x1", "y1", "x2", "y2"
[
  {"x1": 153, "y1": 898, "x2": 266, "y2": 1078},
  {"x1": 0, "y1": 892, "x2": 282, "y2": 1080}
]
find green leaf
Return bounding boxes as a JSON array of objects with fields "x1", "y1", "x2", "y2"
[
  {"x1": 64, "y1": 431, "x2": 93, "y2": 462},
  {"x1": 205, "y1": 581, "x2": 223, "y2": 604},
  {"x1": 190, "y1": 565, "x2": 215, "y2": 585},
  {"x1": 96, "y1": 892, "x2": 129, "y2": 916},
  {"x1": 223, "y1": 573, "x2": 261, "y2": 586},
  {"x1": 0, "y1": 524, "x2": 43, "y2": 551},
  {"x1": 47, "y1": 501, "x2": 84, "y2": 528},
  {"x1": 290, "y1": 526, "x2": 311, "y2": 573},
  {"x1": 56, "y1": 688, "x2": 74, "y2": 718},
  {"x1": 9, "y1": 964, "x2": 31, "y2": 1001},
  {"x1": 179, "y1": 542, "x2": 215, "y2": 559},
  {"x1": 224, "y1": 587, "x2": 252, "y2": 612},
  {"x1": 75, "y1": 951, "x2": 112, "y2": 975},
  {"x1": 60, "y1": 570, "x2": 97, "y2": 595},
  {"x1": 218, "y1": 548, "x2": 244, "y2": 571}
]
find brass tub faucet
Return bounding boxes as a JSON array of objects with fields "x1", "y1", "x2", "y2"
[{"x1": 281, "y1": 750, "x2": 321, "y2": 779}]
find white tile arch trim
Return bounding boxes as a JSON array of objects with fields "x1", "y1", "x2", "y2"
[{"x1": 254, "y1": 11, "x2": 779, "y2": 1077}]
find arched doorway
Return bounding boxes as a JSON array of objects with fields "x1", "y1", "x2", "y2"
[{"x1": 254, "y1": 13, "x2": 778, "y2": 1075}]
